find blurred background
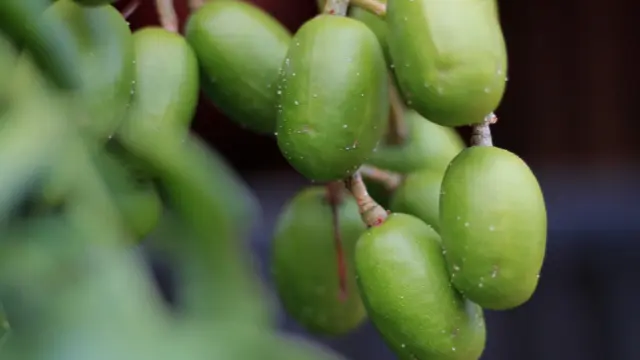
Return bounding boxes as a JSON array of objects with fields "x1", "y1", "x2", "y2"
[{"x1": 123, "y1": 1, "x2": 639, "y2": 359}]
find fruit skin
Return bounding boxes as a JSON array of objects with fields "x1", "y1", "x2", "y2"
[
  {"x1": 271, "y1": 187, "x2": 367, "y2": 336},
  {"x1": 185, "y1": 1, "x2": 291, "y2": 134},
  {"x1": 94, "y1": 149, "x2": 163, "y2": 242},
  {"x1": 439, "y1": 146, "x2": 547, "y2": 310},
  {"x1": 389, "y1": 169, "x2": 443, "y2": 232},
  {"x1": 276, "y1": 15, "x2": 388, "y2": 182},
  {"x1": 0, "y1": 0, "x2": 81, "y2": 90},
  {"x1": 115, "y1": 27, "x2": 199, "y2": 178},
  {"x1": 0, "y1": 34, "x2": 18, "y2": 100},
  {"x1": 44, "y1": 0, "x2": 135, "y2": 140},
  {"x1": 386, "y1": 0, "x2": 508, "y2": 127},
  {"x1": 349, "y1": 2, "x2": 389, "y2": 63},
  {"x1": 119, "y1": 27, "x2": 199, "y2": 142},
  {"x1": 369, "y1": 109, "x2": 465, "y2": 174},
  {"x1": 364, "y1": 109, "x2": 464, "y2": 208},
  {"x1": 355, "y1": 213, "x2": 486, "y2": 360}
]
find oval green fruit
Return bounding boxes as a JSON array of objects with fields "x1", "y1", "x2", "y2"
[
  {"x1": 277, "y1": 15, "x2": 388, "y2": 182},
  {"x1": 115, "y1": 27, "x2": 199, "y2": 178},
  {"x1": 0, "y1": 0, "x2": 82, "y2": 90},
  {"x1": 0, "y1": 34, "x2": 18, "y2": 100},
  {"x1": 185, "y1": 1, "x2": 291, "y2": 134},
  {"x1": 94, "y1": 149, "x2": 163, "y2": 241},
  {"x1": 387, "y1": 0, "x2": 508, "y2": 127},
  {"x1": 369, "y1": 109, "x2": 465, "y2": 174},
  {"x1": 119, "y1": 27, "x2": 199, "y2": 142},
  {"x1": 356, "y1": 213, "x2": 486, "y2": 360},
  {"x1": 439, "y1": 146, "x2": 547, "y2": 310},
  {"x1": 389, "y1": 169, "x2": 443, "y2": 232},
  {"x1": 271, "y1": 186, "x2": 367, "y2": 336},
  {"x1": 44, "y1": 0, "x2": 134, "y2": 140}
]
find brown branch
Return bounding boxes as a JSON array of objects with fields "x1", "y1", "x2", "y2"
[
  {"x1": 323, "y1": 0, "x2": 350, "y2": 16},
  {"x1": 155, "y1": 0, "x2": 179, "y2": 33},
  {"x1": 344, "y1": 172, "x2": 389, "y2": 228},
  {"x1": 188, "y1": 0, "x2": 206, "y2": 12},
  {"x1": 326, "y1": 181, "x2": 348, "y2": 302},
  {"x1": 350, "y1": 0, "x2": 386, "y2": 18},
  {"x1": 470, "y1": 113, "x2": 497, "y2": 146},
  {"x1": 359, "y1": 164, "x2": 402, "y2": 191},
  {"x1": 386, "y1": 75, "x2": 408, "y2": 145},
  {"x1": 122, "y1": 0, "x2": 141, "y2": 20}
]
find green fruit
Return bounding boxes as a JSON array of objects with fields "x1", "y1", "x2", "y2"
[
  {"x1": 119, "y1": 27, "x2": 199, "y2": 143},
  {"x1": 0, "y1": 35, "x2": 17, "y2": 100},
  {"x1": 185, "y1": 1, "x2": 291, "y2": 134},
  {"x1": 276, "y1": 15, "x2": 388, "y2": 182},
  {"x1": 439, "y1": 146, "x2": 547, "y2": 310},
  {"x1": 389, "y1": 169, "x2": 443, "y2": 232},
  {"x1": 94, "y1": 150, "x2": 163, "y2": 241},
  {"x1": 0, "y1": 0, "x2": 82, "y2": 89},
  {"x1": 355, "y1": 213, "x2": 486, "y2": 360},
  {"x1": 369, "y1": 109, "x2": 465, "y2": 174},
  {"x1": 272, "y1": 187, "x2": 367, "y2": 336},
  {"x1": 44, "y1": 0, "x2": 134, "y2": 140},
  {"x1": 387, "y1": 0, "x2": 508, "y2": 127}
]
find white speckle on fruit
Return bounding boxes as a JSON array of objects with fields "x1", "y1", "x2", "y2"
[
  {"x1": 294, "y1": 100, "x2": 299, "y2": 105},
  {"x1": 489, "y1": 225, "x2": 495, "y2": 231},
  {"x1": 343, "y1": 124, "x2": 348, "y2": 128},
  {"x1": 464, "y1": 222, "x2": 469, "y2": 227}
]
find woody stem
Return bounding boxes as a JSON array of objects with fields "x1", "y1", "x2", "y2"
[{"x1": 344, "y1": 172, "x2": 388, "y2": 227}]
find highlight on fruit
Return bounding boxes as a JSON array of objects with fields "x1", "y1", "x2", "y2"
[{"x1": 0, "y1": 0, "x2": 546, "y2": 359}]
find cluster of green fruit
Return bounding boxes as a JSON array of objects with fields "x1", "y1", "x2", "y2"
[
  {"x1": 0, "y1": 0, "x2": 547, "y2": 359},
  {"x1": 265, "y1": 1, "x2": 548, "y2": 360}
]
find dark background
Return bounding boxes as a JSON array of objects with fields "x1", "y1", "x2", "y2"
[{"x1": 123, "y1": 0, "x2": 639, "y2": 359}]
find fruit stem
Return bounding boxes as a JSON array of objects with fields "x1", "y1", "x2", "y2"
[
  {"x1": 188, "y1": 0, "x2": 206, "y2": 12},
  {"x1": 350, "y1": 0, "x2": 387, "y2": 18},
  {"x1": 155, "y1": 0, "x2": 179, "y2": 33},
  {"x1": 344, "y1": 172, "x2": 389, "y2": 227},
  {"x1": 326, "y1": 181, "x2": 349, "y2": 302},
  {"x1": 122, "y1": 0, "x2": 141, "y2": 20},
  {"x1": 386, "y1": 75, "x2": 408, "y2": 145},
  {"x1": 323, "y1": 0, "x2": 350, "y2": 16},
  {"x1": 359, "y1": 164, "x2": 402, "y2": 191},
  {"x1": 470, "y1": 113, "x2": 497, "y2": 147}
]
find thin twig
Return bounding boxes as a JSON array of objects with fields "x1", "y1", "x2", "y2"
[
  {"x1": 344, "y1": 172, "x2": 389, "y2": 227},
  {"x1": 326, "y1": 181, "x2": 348, "y2": 302},
  {"x1": 386, "y1": 75, "x2": 408, "y2": 145},
  {"x1": 155, "y1": 0, "x2": 179, "y2": 33},
  {"x1": 188, "y1": 0, "x2": 206, "y2": 12},
  {"x1": 350, "y1": 0, "x2": 386, "y2": 17},
  {"x1": 359, "y1": 164, "x2": 402, "y2": 191},
  {"x1": 122, "y1": 0, "x2": 141, "y2": 20},
  {"x1": 323, "y1": 0, "x2": 350, "y2": 16},
  {"x1": 470, "y1": 113, "x2": 497, "y2": 146}
]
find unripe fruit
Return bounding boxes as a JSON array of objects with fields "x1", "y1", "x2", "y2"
[{"x1": 440, "y1": 146, "x2": 547, "y2": 310}]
